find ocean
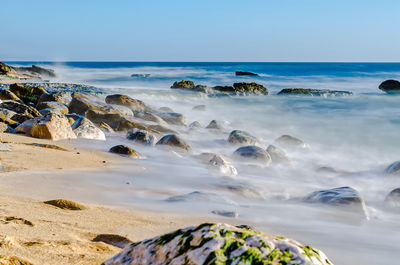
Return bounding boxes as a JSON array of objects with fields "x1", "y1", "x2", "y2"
[{"x1": 5, "y1": 62, "x2": 400, "y2": 265}]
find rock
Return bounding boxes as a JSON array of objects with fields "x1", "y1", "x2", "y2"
[
  {"x1": 135, "y1": 112, "x2": 168, "y2": 125},
  {"x1": 208, "y1": 154, "x2": 238, "y2": 177},
  {"x1": 105, "y1": 94, "x2": 152, "y2": 113},
  {"x1": 215, "y1": 82, "x2": 269, "y2": 95},
  {"x1": 0, "y1": 108, "x2": 18, "y2": 125},
  {"x1": 166, "y1": 191, "x2": 228, "y2": 203},
  {"x1": 192, "y1": 104, "x2": 206, "y2": 111},
  {"x1": 195, "y1": 152, "x2": 231, "y2": 163},
  {"x1": 15, "y1": 65, "x2": 57, "y2": 78},
  {"x1": 92, "y1": 234, "x2": 132, "y2": 249},
  {"x1": 304, "y1": 186, "x2": 368, "y2": 219},
  {"x1": 99, "y1": 122, "x2": 114, "y2": 133},
  {"x1": 0, "y1": 100, "x2": 41, "y2": 118},
  {"x1": 379, "y1": 79, "x2": 400, "y2": 93},
  {"x1": 189, "y1": 121, "x2": 202, "y2": 128},
  {"x1": 44, "y1": 199, "x2": 85, "y2": 210},
  {"x1": 275, "y1": 135, "x2": 307, "y2": 149},
  {"x1": 171, "y1": 80, "x2": 195, "y2": 89},
  {"x1": 0, "y1": 122, "x2": 15, "y2": 133},
  {"x1": 104, "y1": 223, "x2": 333, "y2": 265},
  {"x1": 0, "y1": 89, "x2": 21, "y2": 102},
  {"x1": 211, "y1": 210, "x2": 239, "y2": 218},
  {"x1": 205, "y1": 120, "x2": 222, "y2": 129},
  {"x1": 277, "y1": 88, "x2": 353, "y2": 96},
  {"x1": 156, "y1": 134, "x2": 191, "y2": 151},
  {"x1": 147, "y1": 124, "x2": 177, "y2": 134},
  {"x1": 15, "y1": 118, "x2": 37, "y2": 135},
  {"x1": 131, "y1": 73, "x2": 150, "y2": 78},
  {"x1": 228, "y1": 130, "x2": 258, "y2": 145},
  {"x1": 38, "y1": 92, "x2": 71, "y2": 105},
  {"x1": 38, "y1": 108, "x2": 64, "y2": 117},
  {"x1": 127, "y1": 129, "x2": 156, "y2": 145},
  {"x1": 0, "y1": 62, "x2": 17, "y2": 75},
  {"x1": 109, "y1": 145, "x2": 144, "y2": 158},
  {"x1": 115, "y1": 119, "x2": 158, "y2": 133},
  {"x1": 158, "y1": 106, "x2": 173, "y2": 112},
  {"x1": 216, "y1": 183, "x2": 263, "y2": 199},
  {"x1": 156, "y1": 112, "x2": 186, "y2": 126},
  {"x1": 384, "y1": 161, "x2": 400, "y2": 175},
  {"x1": 267, "y1": 145, "x2": 290, "y2": 164},
  {"x1": 9, "y1": 83, "x2": 47, "y2": 104},
  {"x1": 233, "y1": 145, "x2": 271, "y2": 164},
  {"x1": 235, "y1": 71, "x2": 259, "y2": 76},
  {"x1": 384, "y1": 188, "x2": 400, "y2": 206},
  {"x1": 36, "y1": 101, "x2": 68, "y2": 114},
  {"x1": 68, "y1": 114, "x2": 106, "y2": 140},
  {"x1": 31, "y1": 114, "x2": 77, "y2": 140}
]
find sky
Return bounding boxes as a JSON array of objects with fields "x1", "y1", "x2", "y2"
[{"x1": 1, "y1": 0, "x2": 400, "y2": 62}]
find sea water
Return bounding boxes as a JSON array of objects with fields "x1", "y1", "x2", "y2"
[{"x1": 6, "y1": 62, "x2": 400, "y2": 265}]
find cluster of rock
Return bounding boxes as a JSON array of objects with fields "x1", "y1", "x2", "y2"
[
  {"x1": 0, "y1": 62, "x2": 57, "y2": 80},
  {"x1": 104, "y1": 223, "x2": 333, "y2": 265},
  {"x1": 171, "y1": 80, "x2": 269, "y2": 95},
  {"x1": 277, "y1": 88, "x2": 353, "y2": 97}
]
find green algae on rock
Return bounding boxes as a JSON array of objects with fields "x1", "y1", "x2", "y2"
[{"x1": 103, "y1": 223, "x2": 333, "y2": 265}]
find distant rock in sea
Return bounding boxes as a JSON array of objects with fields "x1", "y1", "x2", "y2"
[
  {"x1": 278, "y1": 88, "x2": 353, "y2": 96},
  {"x1": 131, "y1": 73, "x2": 150, "y2": 78},
  {"x1": 235, "y1": 71, "x2": 259, "y2": 76},
  {"x1": 379, "y1": 79, "x2": 400, "y2": 94},
  {"x1": 171, "y1": 80, "x2": 269, "y2": 95}
]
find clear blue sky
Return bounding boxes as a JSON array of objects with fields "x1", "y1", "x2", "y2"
[{"x1": 1, "y1": 0, "x2": 399, "y2": 62}]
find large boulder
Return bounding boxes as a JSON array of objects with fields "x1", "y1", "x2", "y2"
[
  {"x1": 104, "y1": 223, "x2": 333, "y2": 265},
  {"x1": 31, "y1": 114, "x2": 77, "y2": 140},
  {"x1": 233, "y1": 145, "x2": 271, "y2": 164},
  {"x1": 105, "y1": 94, "x2": 152, "y2": 113},
  {"x1": 156, "y1": 112, "x2": 186, "y2": 126},
  {"x1": 214, "y1": 82, "x2": 269, "y2": 95},
  {"x1": 68, "y1": 114, "x2": 106, "y2": 140},
  {"x1": 156, "y1": 134, "x2": 191, "y2": 151},
  {"x1": 127, "y1": 129, "x2": 157, "y2": 146},
  {"x1": 0, "y1": 100, "x2": 41, "y2": 118},
  {"x1": 384, "y1": 188, "x2": 400, "y2": 207},
  {"x1": 205, "y1": 120, "x2": 222, "y2": 130},
  {"x1": 115, "y1": 119, "x2": 158, "y2": 133},
  {"x1": 36, "y1": 101, "x2": 68, "y2": 114},
  {"x1": 9, "y1": 83, "x2": 47, "y2": 104},
  {"x1": 277, "y1": 88, "x2": 352, "y2": 96},
  {"x1": 304, "y1": 186, "x2": 368, "y2": 219},
  {"x1": 228, "y1": 130, "x2": 258, "y2": 145},
  {"x1": 171, "y1": 80, "x2": 195, "y2": 89},
  {"x1": 379, "y1": 79, "x2": 400, "y2": 94},
  {"x1": 135, "y1": 112, "x2": 168, "y2": 125}
]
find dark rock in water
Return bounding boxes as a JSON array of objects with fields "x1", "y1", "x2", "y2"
[
  {"x1": 127, "y1": 129, "x2": 156, "y2": 146},
  {"x1": 277, "y1": 88, "x2": 352, "y2": 96},
  {"x1": 214, "y1": 82, "x2": 269, "y2": 95},
  {"x1": 147, "y1": 124, "x2": 177, "y2": 134},
  {"x1": 0, "y1": 62, "x2": 17, "y2": 75},
  {"x1": 105, "y1": 94, "x2": 152, "y2": 113},
  {"x1": 233, "y1": 145, "x2": 271, "y2": 164},
  {"x1": 92, "y1": 234, "x2": 132, "y2": 249},
  {"x1": 166, "y1": 191, "x2": 228, "y2": 203},
  {"x1": 211, "y1": 210, "x2": 238, "y2": 218},
  {"x1": 156, "y1": 112, "x2": 186, "y2": 126},
  {"x1": 130, "y1": 73, "x2": 150, "y2": 78},
  {"x1": 15, "y1": 65, "x2": 57, "y2": 78},
  {"x1": 189, "y1": 121, "x2": 202, "y2": 128},
  {"x1": 171, "y1": 80, "x2": 195, "y2": 89},
  {"x1": 228, "y1": 130, "x2": 258, "y2": 145},
  {"x1": 156, "y1": 134, "x2": 191, "y2": 151},
  {"x1": 275, "y1": 134, "x2": 307, "y2": 149},
  {"x1": 379, "y1": 79, "x2": 400, "y2": 94},
  {"x1": 158, "y1": 106, "x2": 174, "y2": 112},
  {"x1": 384, "y1": 188, "x2": 400, "y2": 206},
  {"x1": 304, "y1": 186, "x2": 368, "y2": 219},
  {"x1": 9, "y1": 83, "x2": 47, "y2": 104},
  {"x1": 103, "y1": 223, "x2": 333, "y2": 265},
  {"x1": 384, "y1": 161, "x2": 400, "y2": 175},
  {"x1": 266, "y1": 145, "x2": 290, "y2": 164},
  {"x1": 115, "y1": 119, "x2": 158, "y2": 133},
  {"x1": 205, "y1": 120, "x2": 222, "y2": 129},
  {"x1": 192, "y1": 104, "x2": 206, "y2": 111},
  {"x1": 235, "y1": 71, "x2": 259, "y2": 76},
  {"x1": 109, "y1": 145, "x2": 144, "y2": 158}
]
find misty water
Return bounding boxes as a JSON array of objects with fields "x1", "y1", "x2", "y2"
[{"x1": 7, "y1": 62, "x2": 400, "y2": 265}]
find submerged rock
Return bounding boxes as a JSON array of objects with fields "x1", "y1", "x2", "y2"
[
  {"x1": 384, "y1": 188, "x2": 400, "y2": 207},
  {"x1": 211, "y1": 210, "x2": 239, "y2": 218},
  {"x1": 205, "y1": 120, "x2": 222, "y2": 130},
  {"x1": 277, "y1": 88, "x2": 353, "y2": 96},
  {"x1": 192, "y1": 104, "x2": 206, "y2": 111},
  {"x1": 135, "y1": 111, "x2": 168, "y2": 125},
  {"x1": 109, "y1": 145, "x2": 144, "y2": 158},
  {"x1": 384, "y1": 161, "x2": 400, "y2": 175},
  {"x1": 228, "y1": 130, "x2": 259, "y2": 145},
  {"x1": 267, "y1": 144, "x2": 290, "y2": 164},
  {"x1": 208, "y1": 154, "x2": 238, "y2": 177},
  {"x1": 275, "y1": 134, "x2": 308, "y2": 149},
  {"x1": 156, "y1": 112, "x2": 186, "y2": 126},
  {"x1": 166, "y1": 191, "x2": 229, "y2": 203},
  {"x1": 233, "y1": 145, "x2": 271, "y2": 164},
  {"x1": 214, "y1": 82, "x2": 269, "y2": 95},
  {"x1": 189, "y1": 121, "x2": 202, "y2": 128},
  {"x1": 104, "y1": 223, "x2": 333, "y2": 265},
  {"x1": 130, "y1": 73, "x2": 150, "y2": 78},
  {"x1": 158, "y1": 106, "x2": 174, "y2": 112},
  {"x1": 105, "y1": 94, "x2": 152, "y2": 113},
  {"x1": 68, "y1": 114, "x2": 106, "y2": 140},
  {"x1": 171, "y1": 80, "x2": 195, "y2": 89},
  {"x1": 235, "y1": 71, "x2": 259, "y2": 76},
  {"x1": 379, "y1": 79, "x2": 400, "y2": 94},
  {"x1": 127, "y1": 129, "x2": 157, "y2": 146},
  {"x1": 156, "y1": 134, "x2": 191, "y2": 151},
  {"x1": 304, "y1": 186, "x2": 368, "y2": 219}
]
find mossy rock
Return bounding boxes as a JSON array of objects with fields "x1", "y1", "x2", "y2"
[
  {"x1": 103, "y1": 223, "x2": 333, "y2": 265},
  {"x1": 44, "y1": 199, "x2": 85, "y2": 210},
  {"x1": 9, "y1": 83, "x2": 47, "y2": 104},
  {"x1": 171, "y1": 80, "x2": 195, "y2": 89}
]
